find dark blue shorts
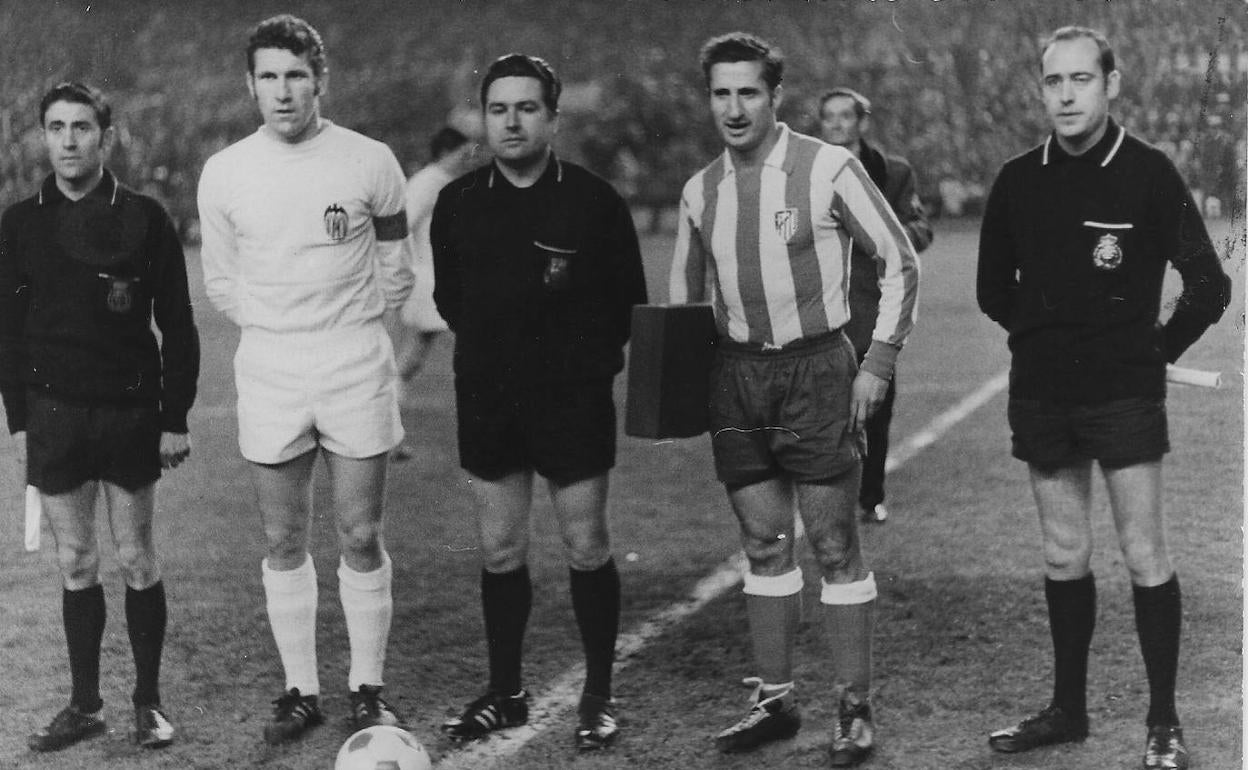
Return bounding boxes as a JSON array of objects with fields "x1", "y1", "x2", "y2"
[
  {"x1": 709, "y1": 332, "x2": 862, "y2": 487},
  {"x1": 455, "y1": 376, "x2": 616, "y2": 486},
  {"x1": 26, "y1": 391, "x2": 161, "y2": 494},
  {"x1": 1008, "y1": 396, "x2": 1169, "y2": 471}
]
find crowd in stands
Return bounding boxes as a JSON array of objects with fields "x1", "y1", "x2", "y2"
[{"x1": 0, "y1": 0, "x2": 1242, "y2": 237}]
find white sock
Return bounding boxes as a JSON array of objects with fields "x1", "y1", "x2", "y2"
[
  {"x1": 261, "y1": 555, "x2": 320, "y2": 696},
  {"x1": 338, "y1": 553, "x2": 393, "y2": 691}
]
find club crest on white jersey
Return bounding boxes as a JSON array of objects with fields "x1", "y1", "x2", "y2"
[{"x1": 323, "y1": 203, "x2": 349, "y2": 241}]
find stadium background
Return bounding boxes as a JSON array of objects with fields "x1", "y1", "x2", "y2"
[{"x1": 0, "y1": 1, "x2": 1243, "y2": 769}]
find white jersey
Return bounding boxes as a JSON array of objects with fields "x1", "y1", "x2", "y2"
[{"x1": 197, "y1": 121, "x2": 414, "y2": 334}]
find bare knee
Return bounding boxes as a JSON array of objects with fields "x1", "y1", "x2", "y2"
[
  {"x1": 479, "y1": 526, "x2": 528, "y2": 573},
  {"x1": 562, "y1": 528, "x2": 610, "y2": 571},
  {"x1": 265, "y1": 522, "x2": 310, "y2": 569},
  {"x1": 810, "y1": 533, "x2": 862, "y2": 583},
  {"x1": 57, "y1": 542, "x2": 100, "y2": 590},
  {"x1": 1042, "y1": 536, "x2": 1093, "y2": 580},
  {"x1": 741, "y1": 530, "x2": 796, "y2": 575},
  {"x1": 116, "y1": 542, "x2": 160, "y2": 589},
  {"x1": 1120, "y1": 541, "x2": 1172, "y2": 586}
]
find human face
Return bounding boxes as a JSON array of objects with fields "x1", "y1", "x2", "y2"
[
  {"x1": 1041, "y1": 37, "x2": 1119, "y2": 155},
  {"x1": 248, "y1": 47, "x2": 324, "y2": 144},
  {"x1": 484, "y1": 76, "x2": 557, "y2": 170},
  {"x1": 708, "y1": 60, "x2": 781, "y2": 162},
  {"x1": 819, "y1": 95, "x2": 863, "y2": 149},
  {"x1": 43, "y1": 100, "x2": 110, "y2": 192}
]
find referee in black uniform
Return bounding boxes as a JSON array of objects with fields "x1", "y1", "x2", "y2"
[
  {"x1": 977, "y1": 27, "x2": 1230, "y2": 770},
  {"x1": 430, "y1": 53, "x2": 648, "y2": 751},
  {"x1": 0, "y1": 82, "x2": 199, "y2": 752}
]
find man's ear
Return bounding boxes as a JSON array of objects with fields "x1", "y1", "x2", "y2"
[{"x1": 1105, "y1": 69, "x2": 1121, "y2": 101}]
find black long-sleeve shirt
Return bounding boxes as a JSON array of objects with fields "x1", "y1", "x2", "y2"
[
  {"x1": 0, "y1": 171, "x2": 200, "y2": 432},
  {"x1": 431, "y1": 157, "x2": 648, "y2": 384},
  {"x1": 977, "y1": 119, "x2": 1231, "y2": 403}
]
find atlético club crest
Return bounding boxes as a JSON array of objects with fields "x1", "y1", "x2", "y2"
[
  {"x1": 323, "y1": 203, "x2": 349, "y2": 241},
  {"x1": 1092, "y1": 233, "x2": 1123, "y2": 270},
  {"x1": 774, "y1": 208, "x2": 798, "y2": 243}
]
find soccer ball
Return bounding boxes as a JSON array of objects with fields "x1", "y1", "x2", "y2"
[{"x1": 334, "y1": 725, "x2": 431, "y2": 770}]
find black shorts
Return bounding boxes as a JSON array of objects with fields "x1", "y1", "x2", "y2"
[
  {"x1": 26, "y1": 391, "x2": 161, "y2": 494},
  {"x1": 710, "y1": 332, "x2": 862, "y2": 487},
  {"x1": 455, "y1": 376, "x2": 616, "y2": 486},
  {"x1": 1008, "y1": 396, "x2": 1169, "y2": 471}
]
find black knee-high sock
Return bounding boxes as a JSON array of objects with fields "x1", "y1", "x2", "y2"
[
  {"x1": 64, "y1": 585, "x2": 106, "y2": 713},
  {"x1": 482, "y1": 565, "x2": 531, "y2": 695},
  {"x1": 1045, "y1": 574, "x2": 1096, "y2": 718},
  {"x1": 570, "y1": 558, "x2": 620, "y2": 699},
  {"x1": 126, "y1": 582, "x2": 167, "y2": 707},
  {"x1": 1133, "y1": 574, "x2": 1181, "y2": 727}
]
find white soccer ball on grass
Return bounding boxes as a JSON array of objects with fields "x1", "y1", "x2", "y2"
[{"x1": 334, "y1": 725, "x2": 431, "y2": 770}]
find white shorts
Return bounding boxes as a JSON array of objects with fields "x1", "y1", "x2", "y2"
[
  {"x1": 235, "y1": 324, "x2": 404, "y2": 464},
  {"x1": 398, "y1": 258, "x2": 449, "y2": 332}
]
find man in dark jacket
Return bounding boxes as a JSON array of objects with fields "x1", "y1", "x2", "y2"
[
  {"x1": 820, "y1": 86, "x2": 933, "y2": 523},
  {"x1": 0, "y1": 82, "x2": 199, "y2": 753}
]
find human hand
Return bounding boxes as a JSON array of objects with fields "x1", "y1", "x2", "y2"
[
  {"x1": 849, "y1": 370, "x2": 889, "y2": 434},
  {"x1": 160, "y1": 432, "x2": 191, "y2": 469}
]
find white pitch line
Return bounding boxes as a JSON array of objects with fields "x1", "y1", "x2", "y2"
[{"x1": 433, "y1": 367, "x2": 1011, "y2": 769}]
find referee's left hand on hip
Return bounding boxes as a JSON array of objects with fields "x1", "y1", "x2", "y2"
[
  {"x1": 159, "y1": 432, "x2": 192, "y2": 469},
  {"x1": 849, "y1": 370, "x2": 888, "y2": 434}
]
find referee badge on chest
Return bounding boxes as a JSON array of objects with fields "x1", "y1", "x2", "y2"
[
  {"x1": 1083, "y1": 220, "x2": 1132, "y2": 271},
  {"x1": 774, "y1": 208, "x2": 798, "y2": 243},
  {"x1": 99, "y1": 273, "x2": 138, "y2": 313},
  {"x1": 323, "y1": 203, "x2": 349, "y2": 241},
  {"x1": 1092, "y1": 233, "x2": 1123, "y2": 271}
]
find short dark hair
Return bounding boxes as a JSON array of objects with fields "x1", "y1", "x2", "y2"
[
  {"x1": 819, "y1": 87, "x2": 871, "y2": 120},
  {"x1": 247, "y1": 14, "x2": 327, "y2": 77},
  {"x1": 40, "y1": 82, "x2": 111, "y2": 130},
  {"x1": 430, "y1": 126, "x2": 469, "y2": 160},
  {"x1": 480, "y1": 53, "x2": 561, "y2": 113},
  {"x1": 699, "y1": 32, "x2": 784, "y2": 92},
  {"x1": 1041, "y1": 26, "x2": 1115, "y2": 76}
]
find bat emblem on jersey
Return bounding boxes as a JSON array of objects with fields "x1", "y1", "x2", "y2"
[
  {"x1": 323, "y1": 203, "x2": 349, "y2": 241},
  {"x1": 774, "y1": 208, "x2": 798, "y2": 243},
  {"x1": 1092, "y1": 233, "x2": 1123, "y2": 270}
]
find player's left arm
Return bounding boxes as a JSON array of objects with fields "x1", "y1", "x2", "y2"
[
  {"x1": 370, "y1": 148, "x2": 416, "y2": 311},
  {"x1": 888, "y1": 157, "x2": 933, "y2": 253},
  {"x1": 148, "y1": 202, "x2": 200, "y2": 438},
  {"x1": 606, "y1": 191, "x2": 649, "y2": 346},
  {"x1": 832, "y1": 153, "x2": 920, "y2": 431},
  {"x1": 1158, "y1": 159, "x2": 1232, "y2": 361}
]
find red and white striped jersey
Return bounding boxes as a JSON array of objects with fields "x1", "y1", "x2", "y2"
[{"x1": 670, "y1": 124, "x2": 919, "y2": 377}]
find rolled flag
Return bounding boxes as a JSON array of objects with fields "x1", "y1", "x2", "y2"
[
  {"x1": 24, "y1": 484, "x2": 40, "y2": 552},
  {"x1": 1165, "y1": 364, "x2": 1222, "y2": 389}
]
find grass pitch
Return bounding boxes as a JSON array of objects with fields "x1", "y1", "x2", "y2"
[{"x1": 0, "y1": 219, "x2": 1241, "y2": 769}]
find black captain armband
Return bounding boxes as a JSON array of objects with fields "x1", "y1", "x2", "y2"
[{"x1": 373, "y1": 211, "x2": 409, "y2": 241}]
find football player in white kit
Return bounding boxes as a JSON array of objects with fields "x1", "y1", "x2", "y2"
[{"x1": 196, "y1": 14, "x2": 414, "y2": 745}]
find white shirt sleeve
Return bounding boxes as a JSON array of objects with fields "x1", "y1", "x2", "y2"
[
  {"x1": 196, "y1": 155, "x2": 243, "y2": 325},
  {"x1": 370, "y1": 147, "x2": 416, "y2": 311}
]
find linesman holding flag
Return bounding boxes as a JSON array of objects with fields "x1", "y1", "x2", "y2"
[
  {"x1": 670, "y1": 33, "x2": 918, "y2": 767},
  {"x1": 0, "y1": 82, "x2": 199, "y2": 752},
  {"x1": 977, "y1": 26, "x2": 1231, "y2": 770}
]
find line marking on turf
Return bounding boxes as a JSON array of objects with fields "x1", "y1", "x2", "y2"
[{"x1": 433, "y1": 367, "x2": 1011, "y2": 769}]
